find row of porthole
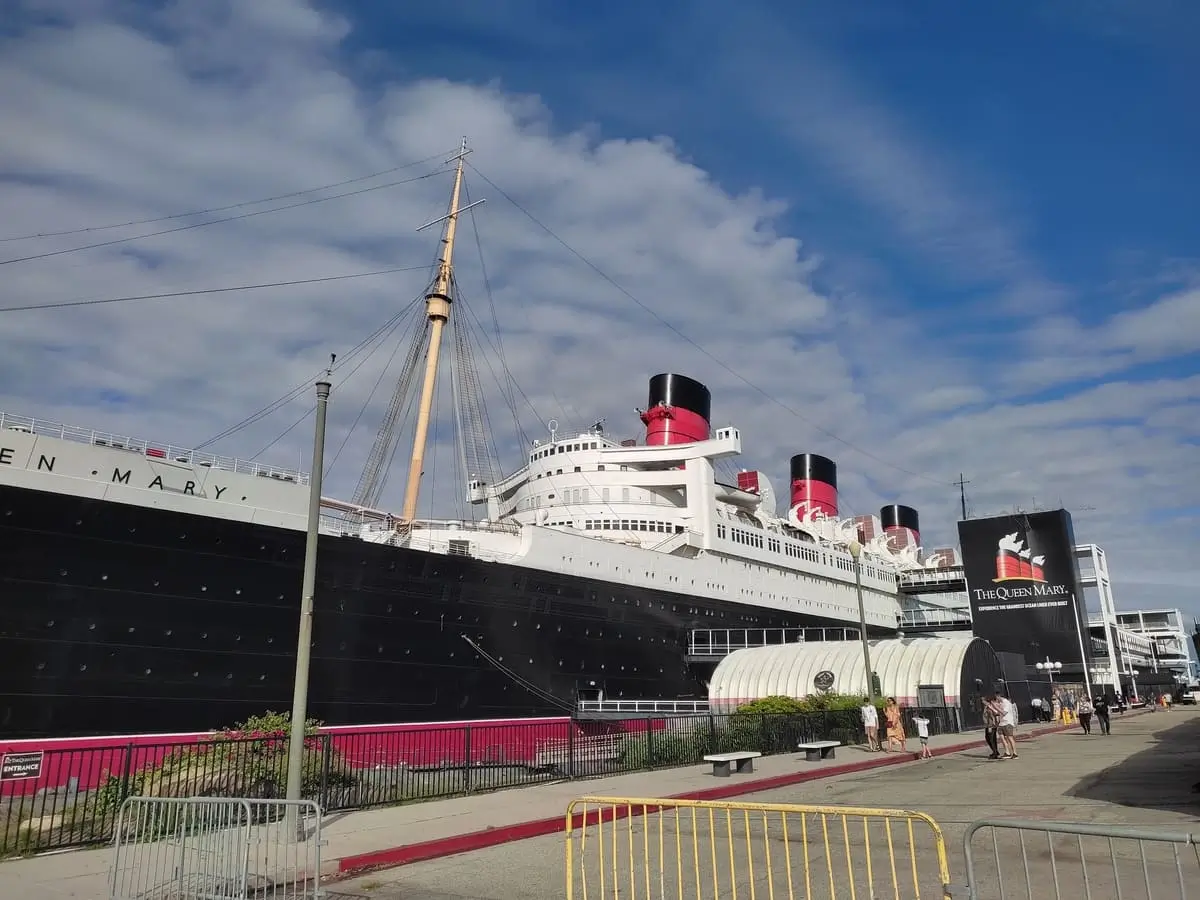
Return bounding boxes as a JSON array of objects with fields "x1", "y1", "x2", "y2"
[
  {"x1": 33, "y1": 620, "x2": 684, "y2": 645},
  {"x1": 33, "y1": 659, "x2": 667, "y2": 676}
]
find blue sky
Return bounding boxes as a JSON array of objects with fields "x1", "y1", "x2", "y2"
[
  {"x1": 344, "y1": 0, "x2": 1200, "y2": 320},
  {"x1": 1, "y1": 0, "x2": 1198, "y2": 623}
]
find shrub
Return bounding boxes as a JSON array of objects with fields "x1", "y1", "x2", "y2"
[{"x1": 97, "y1": 710, "x2": 355, "y2": 813}]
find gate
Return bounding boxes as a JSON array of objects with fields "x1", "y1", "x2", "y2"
[
  {"x1": 962, "y1": 818, "x2": 1200, "y2": 900},
  {"x1": 108, "y1": 797, "x2": 323, "y2": 899},
  {"x1": 565, "y1": 795, "x2": 952, "y2": 899}
]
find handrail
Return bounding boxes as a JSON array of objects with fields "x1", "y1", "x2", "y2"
[{"x1": 0, "y1": 410, "x2": 309, "y2": 484}]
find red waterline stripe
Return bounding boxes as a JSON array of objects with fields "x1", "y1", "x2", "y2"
[{"x1": 336, "y1": 727, "x2": 1078, "y2": 877}]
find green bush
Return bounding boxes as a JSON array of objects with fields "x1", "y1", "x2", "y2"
[
  {"x1": 96, "y1": 710, "x2": 355, "y2": 813},
  {"x1": 621, "y1": 730, "x2": 711, "y2": 768}
]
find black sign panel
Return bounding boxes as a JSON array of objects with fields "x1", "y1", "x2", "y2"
[
  {"x1": 0, "y1": 750, "x2": 44, "y2": 781},
  {"x1": 959, "y1": 509, "x2": 1089, "y2": 667}
]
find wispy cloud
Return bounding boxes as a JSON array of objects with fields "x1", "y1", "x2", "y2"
[{"x1": 703, "y1": 9, "x2": 1064, "y2": 316}]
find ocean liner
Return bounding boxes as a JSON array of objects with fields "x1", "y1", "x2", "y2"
[{"x1": 0, "y1": 144, "x2": 933, "y2": 739}]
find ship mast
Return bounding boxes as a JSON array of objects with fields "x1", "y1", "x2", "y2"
[{"x1": 400, "y1": 139, "x2": 469, "y2": 522}]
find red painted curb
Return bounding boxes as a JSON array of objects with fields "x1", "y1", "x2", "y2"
[{"x1": 334, "y1": 729, "x2": 1016, "y2": 877}]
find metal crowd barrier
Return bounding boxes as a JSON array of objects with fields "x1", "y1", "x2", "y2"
[
  {"x1": 962, "y1": 818, "x2": 1200, "y2": 900},
  {"x1": 108, "y1": 796, "x2": 323, "y2": 899},
  {"x1": 564, "y1": 796, "x2": 952, "y2": 899}
]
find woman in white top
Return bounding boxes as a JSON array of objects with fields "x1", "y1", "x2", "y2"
[{"x1": 860, "y1": 698, "x2": 880, "y2": 751}]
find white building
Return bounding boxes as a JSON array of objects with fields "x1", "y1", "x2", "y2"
[{"x1": 1112, "y1": 608, "x2": 1197, "y2": 684}]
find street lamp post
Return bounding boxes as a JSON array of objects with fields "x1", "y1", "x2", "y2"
[
  {"x1": 848, "y1": 541, "x2": 876, "y2": 704},
  {"x1": 284, "y1": 373, "x2": 332, "y2": 833},
  {"x1": 1035, "y1": 657, "x2": 1063, "y2": 684}
]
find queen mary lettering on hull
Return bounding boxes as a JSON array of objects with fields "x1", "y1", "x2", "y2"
[{"x1": 0, "y1": 145, "x2": 930, "y2": 739}]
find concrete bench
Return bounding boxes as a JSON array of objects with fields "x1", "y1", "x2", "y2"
[
  {"x1": 797, "y1": 740, "x2": 841, "y2": 762},
  {"x1": 703, "y1": 751, "x2": 761, "y2": 777}
]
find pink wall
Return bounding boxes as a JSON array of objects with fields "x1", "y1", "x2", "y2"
[{"x1": 0, "y1": 716, "x2": 658, "y2": 798}]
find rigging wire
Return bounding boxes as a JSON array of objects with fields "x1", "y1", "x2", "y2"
[
  {"x1": 198, "y1": 294, "x2": 425, "y2": 450},
  {"x1": 463, "y1": 182, "x2": 525, "y2": 449},
  {"x1": 253, "y1": 404, "x2": 315, "y2": 459},
  {"x1": 0, "y1": 149, "x2": 459, "y2": 243},
  {"x1": 0, "y1": 264, "x2": 432, "y2": 314},
  {"x1": 324, "y1": 296, "x2": 427, "y2": 476},
  {"x1": 467, "y1": 161, "x2": 950, "y2": 488},
  {"x1": 0, "y1": 168, "x2": 451, "y2": 267}
]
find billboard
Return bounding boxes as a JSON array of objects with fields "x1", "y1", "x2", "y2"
[{"x1": 958, "y1": 509, "x2": 1089, "y2": 667}]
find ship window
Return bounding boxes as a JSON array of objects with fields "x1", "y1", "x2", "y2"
[
  {"x1": 574, "y1": 466, "x2": 581, "y2": 472},
  {"x1": 598, "y1": 465, "x2": 606, "y2": 471}
]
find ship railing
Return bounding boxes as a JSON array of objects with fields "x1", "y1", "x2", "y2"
[
  {"x1": 403, "y1": 535, "x2": 520, "y2": 563},
  {"x1": 576, "y1": 699, "x2": 711, "y2": 714},
  {"x1": 687, "y1": 627, "x2": 860, "y2": 657},
  {"x1": 900, "y1": 607, "x2": 973, "y2": 627},
  {"x1": 0, "y1": 411, "x2": 310, "y2": 485}
]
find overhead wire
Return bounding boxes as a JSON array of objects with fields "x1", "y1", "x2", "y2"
[
  {"x1": 467, "y1": 161, "x2": 950, "y2": 489},
  {"x1": 0, "y1": 168, "x2": 452, "y2": 267},
  {"x1": 0, "y1": 148, "x2": 459, "y2": 243},
  {"x1": 0, "y1": 264, "x2": 432, "y2": 313}
]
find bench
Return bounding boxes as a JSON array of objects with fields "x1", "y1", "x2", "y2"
[
  {"x1": 703, "y1": 751, "x2": 761, "y2": 777},
  {"x1": 531, "y1": 734, "x2": 625, "y2": 774},
  {"x1": 797, "y1": 740, "x2": 841, "y2": 762}
]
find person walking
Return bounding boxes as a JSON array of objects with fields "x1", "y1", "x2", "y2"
[
  {"x1": 860, "y1": 697, "x2": 880, "y2": 752},
  {"x1": 982, "y1": 693, "x2": 1002, "y2": 759},
  {"x1": 1094, "y1": 694, "x2": 1111, "y2": 735},
  {"x1": 913, "y1": 713, "x2": 933, "y2": 759},
  {"x1": 1077, "y1": 695, "x2": 1094, "y2": 734},
  {"x1": 997, "y1": 694, "x2": 1018, "y2": 759},
  {"x1": 883, "y1": 698, "x2": 907, "y2": 753}
]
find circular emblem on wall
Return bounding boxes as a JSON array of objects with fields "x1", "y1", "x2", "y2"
[{"x1": 814, "y1": 670, "x2": 835, "y2": 691}]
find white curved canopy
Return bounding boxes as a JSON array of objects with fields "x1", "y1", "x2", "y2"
[{"x1": 708, "y1": 637, "x2": 978, "y2": 714}]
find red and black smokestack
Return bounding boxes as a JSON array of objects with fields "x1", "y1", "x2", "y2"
[
  {"x1": 880, "y1": 504, "x2": 920, "y2": 549},
  {"x1": 790, "y1": 453, "x2": 838, "y2": 517},
  {"x1": 640, "y1": 373, "x2": 712, "y2": 446}
]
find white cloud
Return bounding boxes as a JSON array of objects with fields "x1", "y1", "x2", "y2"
[{"x1": 1, "y1": 0, "x2": 1198, "y2": 623}]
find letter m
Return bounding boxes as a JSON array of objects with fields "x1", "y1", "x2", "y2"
[{"x1": 112, "y1": 468, "x2": 131, "y2": 484}]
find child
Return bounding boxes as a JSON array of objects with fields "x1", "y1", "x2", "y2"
[{"x1": 912, "y1": 714, "x2": 932, "y2": 759}]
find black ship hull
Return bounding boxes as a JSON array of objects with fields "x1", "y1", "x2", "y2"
[{"x1": 1, "y1": 483, "x2": 854, "y2": 739}]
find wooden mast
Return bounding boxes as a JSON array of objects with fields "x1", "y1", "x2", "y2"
[{"x1": 400, "y1": 139, "x2": 468, "y2": 522}]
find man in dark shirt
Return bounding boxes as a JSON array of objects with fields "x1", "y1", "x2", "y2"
[{"x1": 1093, "y1": 695, "x2": 1111, "y2": 735}]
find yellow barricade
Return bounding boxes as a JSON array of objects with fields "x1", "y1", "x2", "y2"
[{"x1": 565, "y1": 796, "x2": 952, "y2": 900}]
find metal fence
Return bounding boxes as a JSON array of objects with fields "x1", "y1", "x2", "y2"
[
  {"x1": 564, "y1": 796, "x2": 953, "y2": 899},
  {"x1": 1, "y1": 706, "x2": 963, "y2": 857},
  {"x1": 108, "y1": 797, "x2": 322, "y2": 900},
  {"x1": 962, "y1": 818, "x2": 1200, "y2": 900}
]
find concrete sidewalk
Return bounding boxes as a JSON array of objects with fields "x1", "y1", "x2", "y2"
[
  {"x1": 1, "y1": 721, "x2": 1079, "y2": 898},
  {"x1": 330, "y1": 707, "x2": 1195, "y2": 900}
]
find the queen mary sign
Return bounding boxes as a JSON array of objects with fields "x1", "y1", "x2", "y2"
[{"x1": 958, "y1": 509, "x2": 1089, "y2": 667}]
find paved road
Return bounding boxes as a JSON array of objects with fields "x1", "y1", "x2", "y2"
[{"x1": 328, "y1": 709, "x2": 1200, "y2": 899}]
